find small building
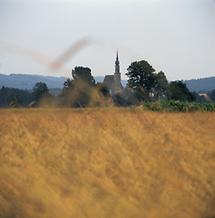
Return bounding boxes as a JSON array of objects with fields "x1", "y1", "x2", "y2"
[
  {"x1": 103, "y1": 52, "x2": 123, "y2": 95},
  {"x1": 198, "y1": 93, "x2": 211, "y2": 102}
]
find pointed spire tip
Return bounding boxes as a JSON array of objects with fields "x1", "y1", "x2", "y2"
[{"x1": 116, "y1": 50, "x2": 119, "y2": 61}]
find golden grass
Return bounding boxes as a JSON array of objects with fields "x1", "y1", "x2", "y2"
[{"x1": 0, "y1": 108, "x2": 215, "y2": 218}]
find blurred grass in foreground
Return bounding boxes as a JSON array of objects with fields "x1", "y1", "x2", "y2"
[{"x1": 0, "y1": 108, "x2": 215, "y2": 218}]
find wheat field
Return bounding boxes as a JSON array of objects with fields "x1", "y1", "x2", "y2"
[{"x1": 0, "y1": 108, "x2": 215, "y2": 218}]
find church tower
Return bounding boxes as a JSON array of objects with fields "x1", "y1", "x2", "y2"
[
  {"x1": 103, "y1": 51, "x2": 123, "y2": 95},
  {"x1": 114, "y1": 51, "x2": 121, "y2": 82}
]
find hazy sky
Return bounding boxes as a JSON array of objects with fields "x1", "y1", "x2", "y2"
[{"x1": 0, "y1": 0, "x2": 214, "y2": 80}]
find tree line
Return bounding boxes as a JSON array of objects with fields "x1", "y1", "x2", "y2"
[{"x1": 0, "y1": 60, "x2": 215, "y2": 108}]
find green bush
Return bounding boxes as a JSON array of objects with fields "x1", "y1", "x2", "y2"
[{"x1": 144, "y1": 100, "x2": 215, "y2": 112}]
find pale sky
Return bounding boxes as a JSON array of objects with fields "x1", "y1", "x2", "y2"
[{"x1": 0, "y1": 0, "x2": 215, "y2": 80}]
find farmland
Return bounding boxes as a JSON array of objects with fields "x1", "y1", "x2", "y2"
[{"x1": 0, "y1": 108, "x2": 215, "y2": 218}]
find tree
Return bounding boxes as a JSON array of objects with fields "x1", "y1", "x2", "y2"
[
  {"x1": 126, "y1": 61, "x2": 155, "y2": 99},
  {"x1": 153, "y1": 71, "x2": 168, "y2": 99},
  {"x1": 0, "y1": 86, "x2": 33, "y2": 107},
  {"x1": 168, "y1": 81, "x2": 195, "y2": 101},
  {"x1": 62, "y1": 66, "x2": 96, "y2": 107},
  {"x1": 9, "y1": 96, "x2": 19, "y2": 108},
  {"x1": 72, "y1": 66, "x2": 95, "y2": 86},
  {"x1": 32, "y1": 82, "x2": 49, "y2": 101},
  {"x1": 63, "y1": 66, "x2": 95, "y2": 91},
  {"x1": 126, "y1": 60, "x2": 170, "y2": 101}
]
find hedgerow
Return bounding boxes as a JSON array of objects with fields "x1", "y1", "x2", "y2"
[{"x1": 144, "y1": 100, "x2": 215, "y2": 112}]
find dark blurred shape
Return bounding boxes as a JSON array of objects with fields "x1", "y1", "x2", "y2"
[
  {"x1": 168, "y1": 81, "x2": 196, "y2": 102},
  {"x1": 32, "y1": 82, "x2": 50, "y2": 102},
  {"x1": 0, "y1": 38, "x2": 92, "y2": 74},
  {"x1": 62, "y1": 66, "x2": 95, "y2": 107},
  {"x1": 0, "y1": 86, "x2": 33, "y2": 107},
  {"x1": 50, "y1": 37, "x2": 92, "y2": 70}
]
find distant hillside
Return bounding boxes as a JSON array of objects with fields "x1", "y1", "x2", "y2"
[
  {"x1": 0, "y1": 74, "x2": 127, "y2": 90},
  {"x1": 1, "y1": 73, "x2": 215, "y2": 92},
  {"x1": 0, "y1": 74, "x2": 66, "y2": 90},
  {"x1": 184, "y1": 77, "x2": 215, "y2": 92}
]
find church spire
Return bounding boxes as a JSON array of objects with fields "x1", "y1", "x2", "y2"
[
  {"x1": 116, "y1": 51, "x2": 119, "y2": 62},
  {"x1": 115, "y1": 51, "x2": 120, "y2": 74}
]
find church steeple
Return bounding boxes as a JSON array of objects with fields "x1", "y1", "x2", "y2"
[
  {"x1": 115, "y1": 51, "x2": 120, "y2": 74},
  {"x1": 103, "y1": 51, "x2": 123, "y2": 95},
  {"x1": 114, "y1": 51, "x2": 121, "y2": 83}
]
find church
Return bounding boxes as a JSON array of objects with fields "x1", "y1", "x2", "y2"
[{"x1": 103, "y1": 52, "x2": 124, "y2": 95}]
